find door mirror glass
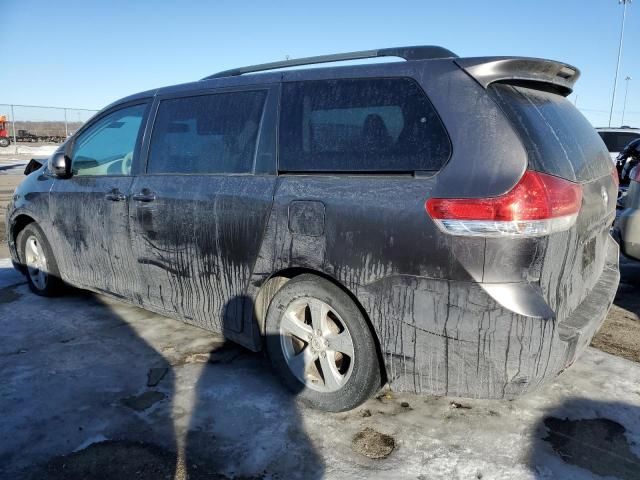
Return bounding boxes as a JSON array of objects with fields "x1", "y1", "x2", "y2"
[{"x1": 48, "y1": 151, "x2": 72, "y2": 178}]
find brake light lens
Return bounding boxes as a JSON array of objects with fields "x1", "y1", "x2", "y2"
[
  {"x1": 612, "y1": 166, "x2": 620, "y2": 188},
  {"x1": 426, "y1": 171, "x2": 583, "y2": 237}
]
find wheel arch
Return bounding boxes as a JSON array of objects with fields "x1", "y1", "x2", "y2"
[
  {"x1": 11, "y1": 213, "x2": 36, "y2": 243},
  {"x1": 8, "y1": 213, "x2": 37, "y2": 270},
  {"x1": 254, "y1": 267, "x2": 388, "y2": 385}
]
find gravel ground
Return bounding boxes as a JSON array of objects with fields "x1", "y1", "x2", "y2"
[{"x1": 591, "y1": 255, "x2": 640, "y2": 363}]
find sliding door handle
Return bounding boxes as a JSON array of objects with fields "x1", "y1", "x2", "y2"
[{"x1": 132, "y1": 189, "x2": 156, "y2": 203}]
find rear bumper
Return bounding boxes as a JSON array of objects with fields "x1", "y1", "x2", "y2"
[
  {"x1": 359, "y1": 237, "x2": 620, "y2": 398},
  {"x1": 555, "y1": 238, "x2": 619, "y2": 368}
]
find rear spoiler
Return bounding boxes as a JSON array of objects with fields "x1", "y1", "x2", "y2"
[{"x1": 455, "y1": 57, "x2": 580, "y2": 96}]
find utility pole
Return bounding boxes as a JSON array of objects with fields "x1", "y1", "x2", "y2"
[
  {"x1": 621, "y1": 76, "x2": 632, "y2": 125},
  {"x1": 608, "y1": 0, "x2": 632, "y2": 127}
]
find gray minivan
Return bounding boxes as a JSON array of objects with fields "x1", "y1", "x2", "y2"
[{"x1": 5, "y1": 46, "x2": 619, "y2": 411}]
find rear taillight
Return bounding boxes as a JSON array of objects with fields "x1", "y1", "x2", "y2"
[
  {"x1": 612, "y1": 166, "x2": 620, "y2": 188},
  {"x1": 426, "y1": 170, "x2": 583, "y2": 237},
  {"x1": 633, "y1": 165, "x2": 640, "y2": 182}
]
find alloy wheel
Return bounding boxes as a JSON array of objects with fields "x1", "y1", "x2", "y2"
[
  {"x1": 24, "y1": 235, "x2": 48, "y2": 290},
  {"x1": 280, "y1": 297, "x2": 355, "y2": 392}
]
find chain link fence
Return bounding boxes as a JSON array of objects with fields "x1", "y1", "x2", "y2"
[
  {"x1": 0, "y1": 104, "x2": 99, "y2": 156},
  {"x1": 0, "y1": 101, "x2": 636, "y2": 158}
]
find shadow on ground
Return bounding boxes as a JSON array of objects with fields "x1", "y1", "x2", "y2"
[
  {"x1": 0, "y1": 266, "x2": 324, "y2": 479},
  {"x1": 528, "y1": 397, "x2": 640, "y2": 479}
]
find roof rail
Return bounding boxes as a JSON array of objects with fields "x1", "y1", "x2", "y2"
[{"x1": 202, "y1": 45, "x2": 457, "y2": 80}]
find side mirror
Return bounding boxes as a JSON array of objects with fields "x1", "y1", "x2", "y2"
[{"x1": 48, "y1": 151, "x2": 72, "y2": 178}]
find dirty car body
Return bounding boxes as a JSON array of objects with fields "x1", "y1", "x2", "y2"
[{"x1": 5, "y1": 46, "x2": 619, "y2": 407}]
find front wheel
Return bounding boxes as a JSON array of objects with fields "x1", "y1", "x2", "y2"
[
  {"x1": 0, "y1": 137, "x2": 10, "y2": 148},
  {"x1": 17, "y1": 223, "x2": 65, "y2": 296},
  {"x1": 265, "y1": 274, "x2": 381, "y2": 412}
]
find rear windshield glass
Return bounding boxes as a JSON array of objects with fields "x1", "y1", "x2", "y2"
[
  {"x1": 598, "y1": 131, "x2": 640, "y2": 153},
  {"x1": 279, "y1": 78, "x2": 451, "y2": 172},
  {"x1": 490, "y1": 84, "x2": 611, "y2": 183}
]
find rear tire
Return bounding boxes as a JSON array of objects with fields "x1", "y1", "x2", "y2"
[
  {"x1": 17, "y1": 223, "x2": 65, "y2": 296},
  {"x1": 265, "y1": 274, "x2": 381, "y2": 412}
]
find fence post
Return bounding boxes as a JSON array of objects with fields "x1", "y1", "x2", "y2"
[
  {"x1": 10, "y1": 104, "x2": 17, "y2": 154},
  {"x1": 64, "y1": 108, "x2": 68, "y2": 138}
]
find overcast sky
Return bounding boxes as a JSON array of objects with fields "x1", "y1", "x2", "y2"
[{"x1": 2, "y1": 0, "x2": 639, "y2": 127}]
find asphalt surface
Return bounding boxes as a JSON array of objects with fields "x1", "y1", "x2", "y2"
[{"x1": 1, "y1": 259, "x2": 640, "y2": 479}]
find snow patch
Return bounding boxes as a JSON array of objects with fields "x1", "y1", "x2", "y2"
[{"x1": 0, "y1": 144, "x2": 58, "y2": 157}]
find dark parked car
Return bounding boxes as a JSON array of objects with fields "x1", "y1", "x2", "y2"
[
  {"x1": 5, "y1": 46, "x2": 620, "y2": 411},
  {"x1": 597, "y1": 127, "x2": 640, "y2": 163}
]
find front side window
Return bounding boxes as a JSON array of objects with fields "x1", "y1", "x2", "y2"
[
  {"x1": 279, "y1": 78, "x2": 451, "y2": 172},
  {"x1": 147, "y1": 90, "x2": 267, "y2": 174},
  {"x1": 71, "y1": 104, "x2": 146, "y2": 176}
]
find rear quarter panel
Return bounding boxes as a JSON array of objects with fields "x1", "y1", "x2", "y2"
[{"x1": 251, "y1": 60, "x2": 617, "y2": 397}]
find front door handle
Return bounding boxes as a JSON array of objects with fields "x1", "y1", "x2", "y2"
[
  {"x1": 132, "y1": 189, "x2": 156, "y2": 203},
  {"x1": 105, "y1": 188, "x2": 126, "y2": 202}
]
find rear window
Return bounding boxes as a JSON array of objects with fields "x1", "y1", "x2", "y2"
[
  {"x1": 279, "y1": 78, "x2": 451, "y2": 172},
  {"x1": 598, "y1": 131, "x2": 640, "y2": 153},
  {"x1": 490, "y1": 84, "x2": 611, "y2": 183}
]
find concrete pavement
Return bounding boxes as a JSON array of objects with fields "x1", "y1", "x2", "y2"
[{"x1": 1, "y1": 259, "x2": 640, "y2": 479}]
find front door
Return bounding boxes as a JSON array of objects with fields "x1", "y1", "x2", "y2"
[
  {"x1": 49, "y1": 102, "x2": 149, "y2": 300},
  {"x1": 130, "y1": 88, "x2": 277, "y2": 336}
]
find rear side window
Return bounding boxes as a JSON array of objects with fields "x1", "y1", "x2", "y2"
[
  {"x1": 148, "y1": 90, "x2": 266, "y2": 174},
  {"x1": 279, "y1": 78, "x2": 450, "y2": 172},
  {"x1": 598, "y1": 131, "x2": 640, "y2": 153},
  {"x1": 490, "y1": 84, "x2": 611, "y2": 183}
]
